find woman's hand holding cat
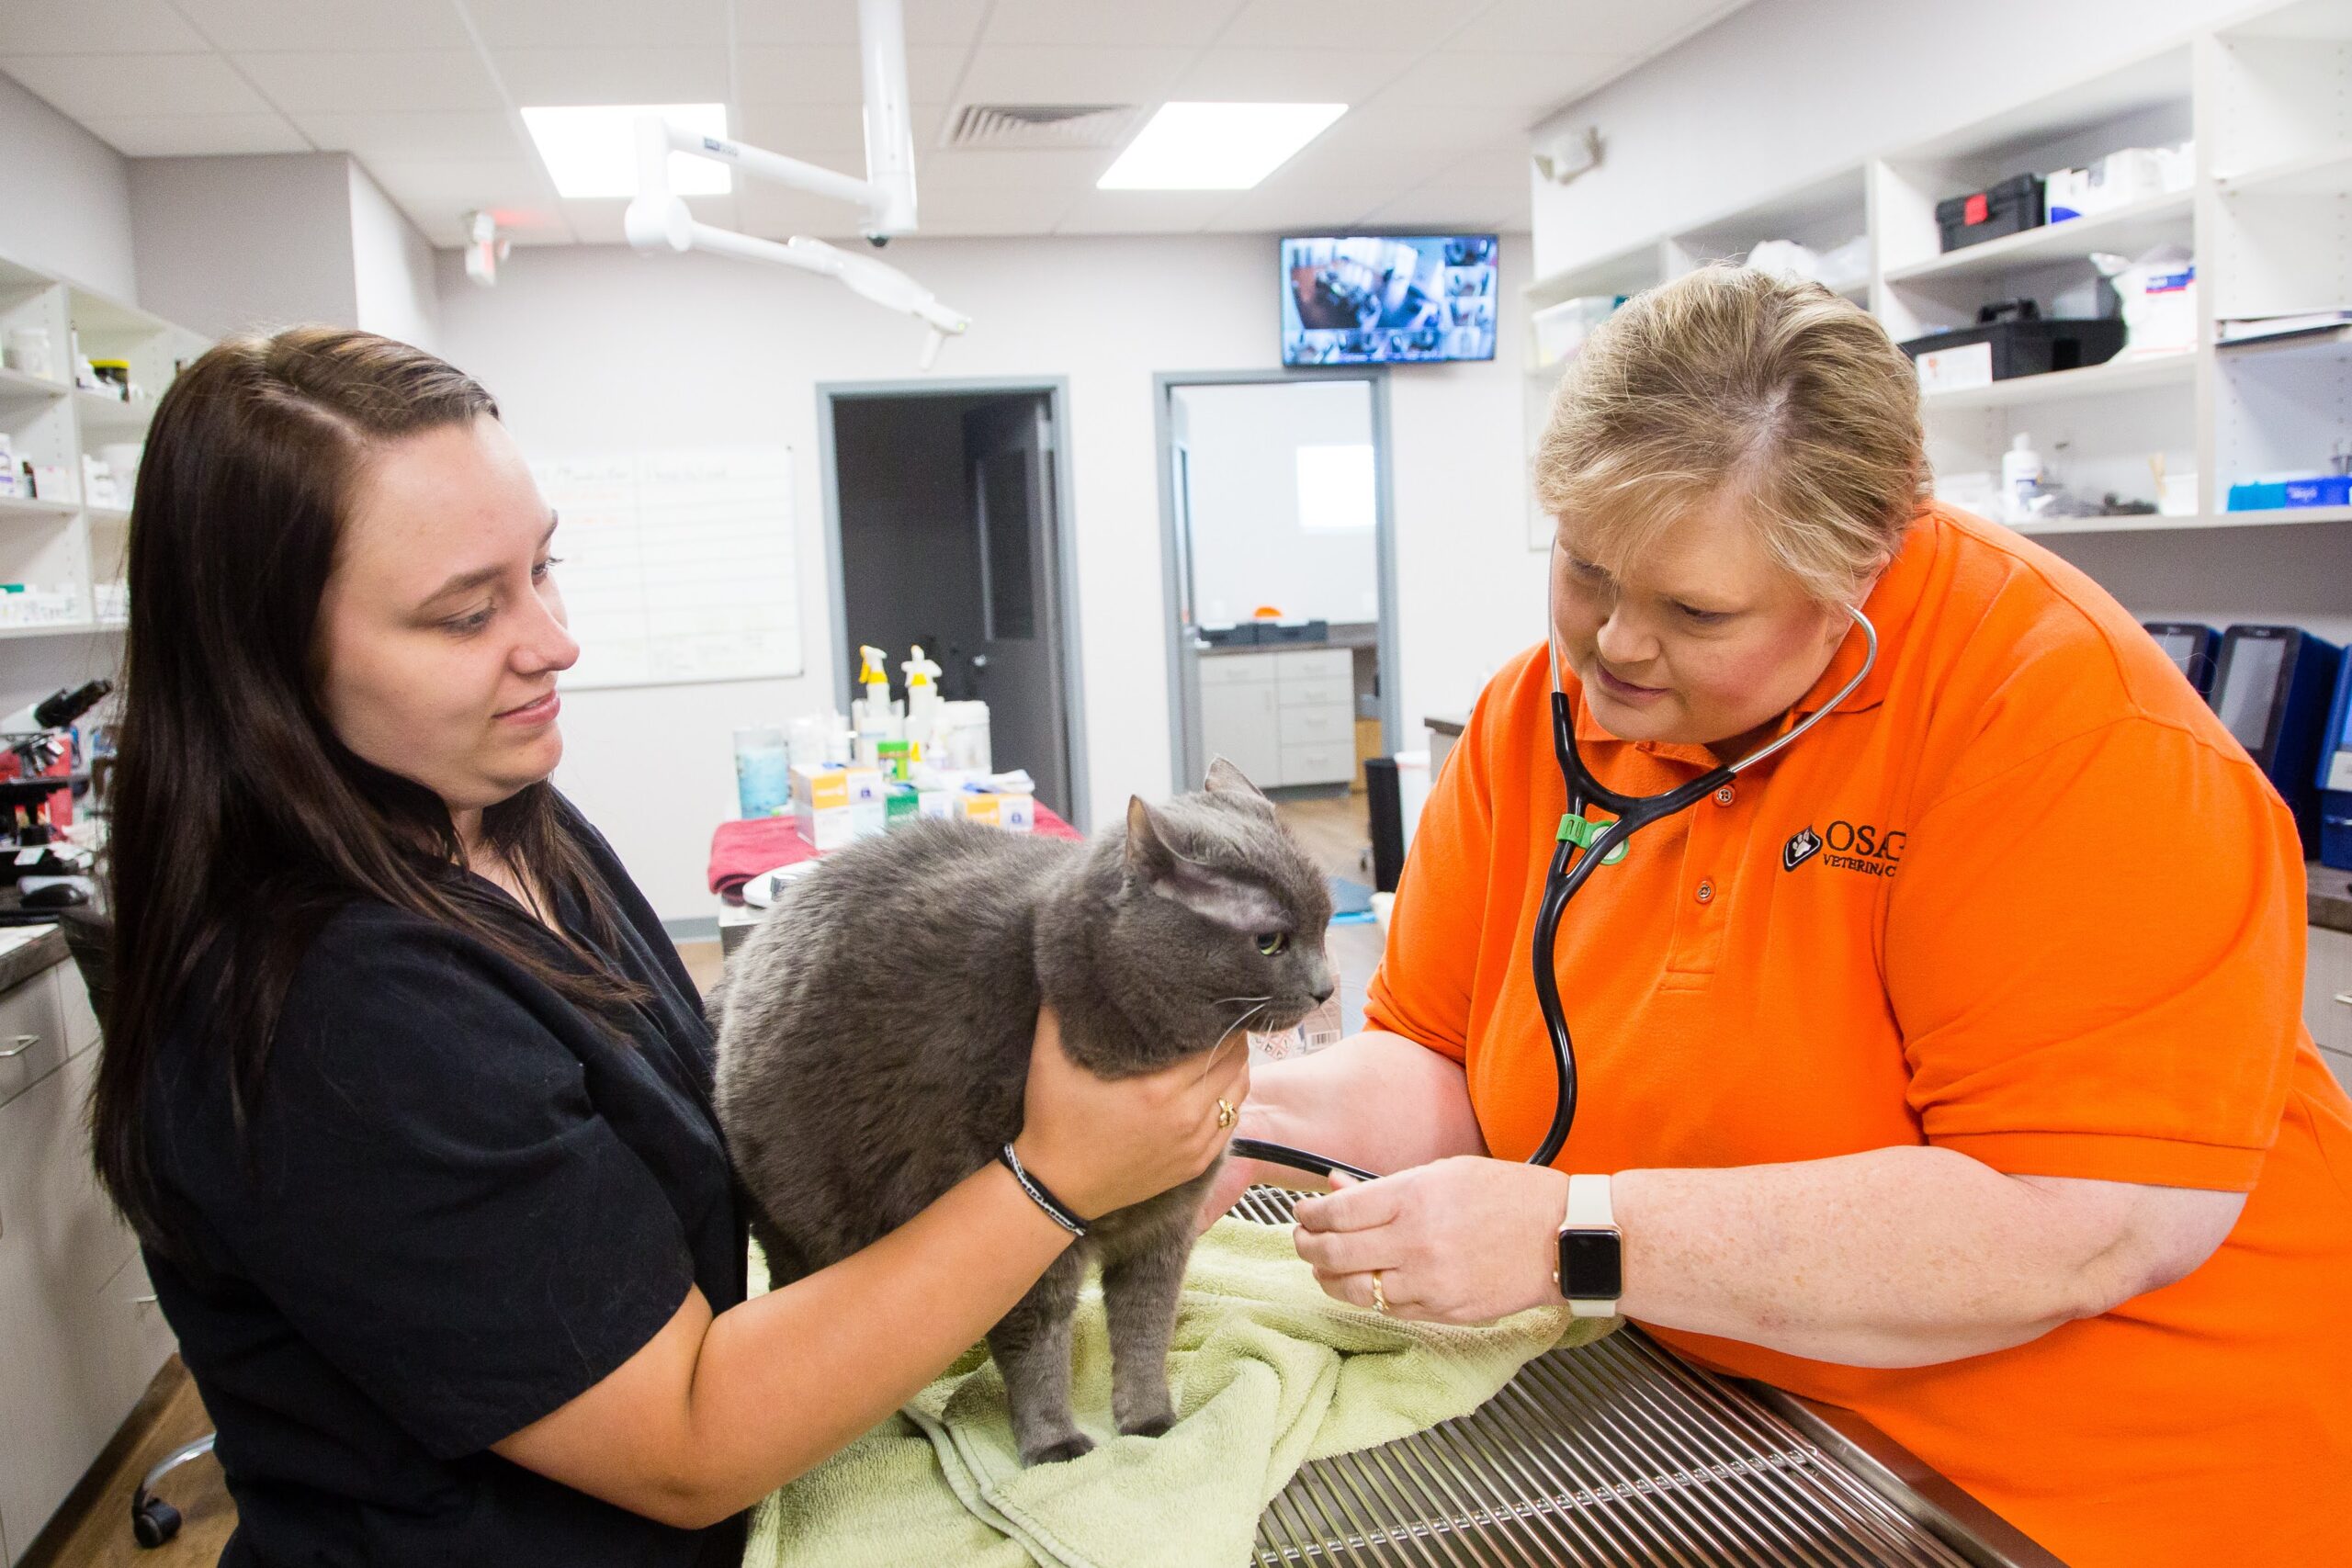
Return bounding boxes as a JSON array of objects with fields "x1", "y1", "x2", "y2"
[
  {"x1": 1015, "y1": 1006, "x2": 1250, "y2": 1220},
  {"x1": 1291, "y1": 1157, "x2": 1570, "y2": 1325}
]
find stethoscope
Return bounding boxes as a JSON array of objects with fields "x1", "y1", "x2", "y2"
[{"x1": 1232, "y1": 582, "x2": 1880, "y2": 1185}]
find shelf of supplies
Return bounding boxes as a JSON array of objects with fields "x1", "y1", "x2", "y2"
[
  {"x1": 2218, "y1": 144, "x2": 2352, "y2": 197},
  {"x1": 1525, "y1": 245, "x2": 1662, "y2": 311},
  {"x1": 0, "y1": 495, "x2": 79, "y2": 523},
  {"x1": 0, "y1": 367, "x2": 70, "y2": 404},
  {"x1": 1921, "y1": 352, "x2": 2194, "y2": 411},
  {"x1": 1883, "y1": 189, "x2": 2192, "y2": 285},
  {"x1": 2010, "y1": 505, "x2": 2352, "y2": 535},
  {"x1": 0, "y1": 619, "x2": 99, "y2": 639},
  {"x1": 2217, "y1": 320, "x2": 2352, "y2": 358},
  {"x1": 74, "y1": 389, "x2": 150, "y2": 434}
]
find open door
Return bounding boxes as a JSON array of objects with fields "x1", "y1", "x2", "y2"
[{"x1": 962, "y1": 395, "x2": 1072, "y2": 815}]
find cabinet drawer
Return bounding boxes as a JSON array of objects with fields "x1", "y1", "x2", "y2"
[
  {"x1": 54, "y1": 964, "x2": 97, "y2": 1059},
  {"x1": 0, "y1": 967, "x2": 65, "y2": 1110},
  {"x1": 1279, "y1": 703, "x2": 1355, "y2": 747},
  {"x1": 1199, "y1": 652, "x2": 1277, "y2": 686},
  {"x1": 1280, "y1": 739, "x2": 1357, "y2": 787},
  {"x1": 2302, "y1": 925, "x2": 2352, "y2": 1054},
  {"x1": 1199, "y1": 682, "x2": 1283, "y2": 787},
  {"x1": 1276, "y1": 648, "x2": 1352, "y2": 686},
  {"x1": 1278, "y1": 675, "x2": 1352, "y2": 711}
]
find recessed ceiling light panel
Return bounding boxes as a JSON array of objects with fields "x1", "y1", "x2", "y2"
[
  {"x1": 1097, "y1": 102, "x2": 1347, "y2": 190},
  {"x1": 523, "y1": 103, "x2": 731, "y2": 199}
]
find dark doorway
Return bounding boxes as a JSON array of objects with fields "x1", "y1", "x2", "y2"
[{"x1": 824, "y1": 385, "x2": 1080, "y2": 821}]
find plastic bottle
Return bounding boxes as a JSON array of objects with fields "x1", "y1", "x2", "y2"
[
  {"x1": 858, "y1": 645, "x2": 893, "y2": 717},
  {"x1": 901, "y1": 644, "x2": 943, "y2": 751},
  {"x1": 2002, "y1": 432, "x2": 2042, "y2": 524}
]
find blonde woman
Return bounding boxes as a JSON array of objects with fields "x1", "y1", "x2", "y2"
[{"x1": 1212, "y1": 266, "x2": 2352, "y2": 1565}]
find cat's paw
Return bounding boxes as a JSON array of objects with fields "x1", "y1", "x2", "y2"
[
  {"x1": 1024, "y1": 1434, "x2": 1096, "y2": 1465},
  {"x1": 1119, "y1": 1412, "x2": 1175, "y2": 1438}
]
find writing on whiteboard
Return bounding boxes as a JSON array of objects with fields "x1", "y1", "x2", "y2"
[{"x1": 529, "y1": 447, "x2": 802, "y2": 689}]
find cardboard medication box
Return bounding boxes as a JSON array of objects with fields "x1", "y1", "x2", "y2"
[{"x1": 792, "y1": 762, "x2": 885, "y2": 850}]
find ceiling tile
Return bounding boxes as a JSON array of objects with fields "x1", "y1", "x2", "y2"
[
  {"x1": 918, "y1": 148, "x2": 1113, "y2": 192},
  {"x1": 1216, "y1": 0, "x2": 1475, "y2": 50},
  {"x1": 1375, "y1": 49, "x2": 1628, "y2": 110},
  {"x1": 1202, "y1": 183, "x2": 1393, "y2": 233},
  {"x1": 1169, "y1": 48, "x2": 1417, "y2": 103},
  {"x1": 1272, "y1": 132, "x2": 1456, "y2": 193},
  {"x1": 735, "y1": 98, "x2": 947, "y2": 155},
  {"x1": 910, "y1": 183, "x2": 1074, "y2": 235},
  {"x1": 1, "y1": 51, "x2": 274, "y2": 118},
  {"x1": 490, "y1": 46, "x2": 730, "y2": 105},
  {"x1": 1432, "y1": 139, "x2": 1532, "y2": 188},
  {"x1": 1364, "y1": 182, "x2": 1526, "y2": 231},
  {"x1": 1445, "y1": 0, "x2": 1745, "y2": 56},
  {"x1": 1053, "y1": 188, "x2": 1232, "y2": 235},
  {"x1": 735, "y1": 0, "x2": 989, "y2": 48},
  {"x1": 173, "y1": 0, "x2": 475, "y2": 51},
  {"x1": 456, "y1": 0, "x2": 729, "y2": 50},
  {"x1": 736, "y1": 43, "x2": 967, "y2": 105},
  {"x1": 953, "y1": 45, "x2": 1187, "y2": 106},
  {"x1": 0, "y1": 1, "x2": 207, "y2": 54},
  {"x1": 292, "y1": 109, "x2": 529, "y2": 161},
  {"x1": 361, "y1": 155, "x2": 560, "y2": 231},
  {"x1": 980, "y1": 0, "x2": 1245, "y2": 48},
  {"x1": 80, "y1": 111, "x2": 311, "y2": 155},
  {"x1": 236, "y1": 50, "x2": 503, "y2": 116},
  {"x1": 1310, "y1": 96, "x2": 1533, "y2": 152}
]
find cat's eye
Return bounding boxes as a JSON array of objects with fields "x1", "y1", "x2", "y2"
[{"x1": 1256, "y1": 931, "x2": 1290, "y2": 957}]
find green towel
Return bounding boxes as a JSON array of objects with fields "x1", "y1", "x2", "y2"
[{"x1": 746, "y1": 1213, "x2": 1614, "y2": 1568}]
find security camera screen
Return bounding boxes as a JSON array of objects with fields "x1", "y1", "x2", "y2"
[{"x1": 1282, "y1": 235, "x2": 1498, "y2": 366}]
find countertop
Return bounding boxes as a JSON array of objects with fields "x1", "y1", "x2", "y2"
[
  {"x1": 0, "y1": 923, "x2": 68, "y2": 996},
  {"x1": 1195, "y1": 621, "x2": 1378, "y2": 656}
]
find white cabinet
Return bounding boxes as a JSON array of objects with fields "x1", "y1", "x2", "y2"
[
  {"x1": 0, "y1": 960, "x2": 167, "y2": 1565},
  {"x1": 1199, "y1": 647, "x2": 1359, "y2": 787},
  {"x1": 2303, "y1": 925, "x2": 2352, "y2": 1094}
]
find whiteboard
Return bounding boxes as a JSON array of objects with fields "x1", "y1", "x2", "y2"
[{"x1": 529, "y1": 447, "x2": 803, "y2": 689}]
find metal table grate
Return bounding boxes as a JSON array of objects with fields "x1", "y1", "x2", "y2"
[{"x1": 1235, "y1": 1189, "x2": 2048, "y2": 1568}]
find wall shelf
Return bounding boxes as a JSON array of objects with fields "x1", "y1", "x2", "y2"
[
  {"x1": 2011, "y1": 506, "x2": 2352, "y2": 536},
  {"x1": 73, "y1": 389, "x2": 150, "y2": 435},
  {"x1": 0, "y1": 367, "x2": 69, "y2": 405},
  {"x1": 0, "y1": 496, "x2": 79, "y2": 523},
  {"x1": 2217, "y1": 145, "x2": 2352, "y2": 197},
  {"x1": 1922, "y1": 352, "x2": 2194, "y2": 411},
  {"x1": 1884, "y1": 189, "x2": 2192, "y2": 285}
]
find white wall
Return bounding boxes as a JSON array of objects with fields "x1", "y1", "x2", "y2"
[
  {"x1": 1178, "y1": 379, "x2": 1380, "y2": 627},
  {"x1": 0, "y1": 72, "x2": 136, "y2": 299},
  {"x1": 348, "y1": 162, "x2": 441, "y2": 353},
  {"x1": 130, "y1": 153, "x2": 357, "y2": 340},
  {"x1": 435, "y1": 231, "x2": 1540, "y2": 921},
  {"x1": 1529, "y1": 0, "x2": 2252, "y2": 278}
]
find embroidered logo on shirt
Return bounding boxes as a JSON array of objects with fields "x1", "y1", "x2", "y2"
[
  {"x1": 1781, "y1": 825, "x2": 1822, "y2": 870},
  {"x1": 1783, "y1": 821, "x2": 1905, "y2": 877}
]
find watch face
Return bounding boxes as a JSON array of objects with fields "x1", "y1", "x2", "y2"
[{"x1": 1559, "y1": 1228, "x2": 1623, "y2": 1299}]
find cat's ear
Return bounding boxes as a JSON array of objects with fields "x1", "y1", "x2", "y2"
[
  {"x1": 1203, "y1": 755, "x2": 1272, "y2": 809},
  {"x1": 1126, "y1": 795, "x2": 1285, "y2": 930}
]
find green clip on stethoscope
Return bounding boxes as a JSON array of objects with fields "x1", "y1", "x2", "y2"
[{"x1": 1233, "y1": 561, "x2": 1879, "y2": 1184}]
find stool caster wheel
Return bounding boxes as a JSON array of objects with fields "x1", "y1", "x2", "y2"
[{"x1": 132, "y1": 1497, "x2": 182, "y2": 1548}]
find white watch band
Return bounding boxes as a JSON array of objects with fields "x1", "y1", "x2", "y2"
[{"x1": 1560, "y1": 1173, "x2": 1618, "y2": 1317}]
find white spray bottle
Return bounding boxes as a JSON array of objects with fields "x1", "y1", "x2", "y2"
[{"x1": 901, "y1": 644, "x2": 943, "y2": 753}]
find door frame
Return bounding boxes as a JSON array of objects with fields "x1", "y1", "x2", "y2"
[
  {"x1": 1151, "y1": 367, "x2": 1401, "y2": 795},
  {"x1": 815, "y1": 376, "x2": 1091, "y2": 830}
]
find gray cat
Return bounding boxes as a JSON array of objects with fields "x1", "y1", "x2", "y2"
[{"x1": 714, "y1": 759, "x2": 1334, "y2": 1464}]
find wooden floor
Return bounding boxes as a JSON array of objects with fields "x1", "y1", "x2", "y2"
[{"x1": 20, "y1": 1359, "x2": 232, "y2": 1568}]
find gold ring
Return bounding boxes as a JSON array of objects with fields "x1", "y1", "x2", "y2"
[
  {"x1": 1370, "y1": 1271, "x2": 1388, "y2": 1315},
  {"x1": 1216, "y1": 1099, "x2": 1237, "y2": 1130}
]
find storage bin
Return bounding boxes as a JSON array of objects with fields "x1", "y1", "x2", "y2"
[{"x1": 1935, "y1": 173, "x2": 2044, "y2": 252}]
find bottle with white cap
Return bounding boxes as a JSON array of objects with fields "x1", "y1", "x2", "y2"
[{"x1": 2001, "y1": 432, "x2": 2042, "y2": 525}]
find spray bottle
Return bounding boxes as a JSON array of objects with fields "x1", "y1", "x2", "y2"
[
  {"x1": 901, "y1": 644, "x2": 943, "y2": 753},
  {"x1": 854, "y1": 644, "x2": 901, "y2": 765}
]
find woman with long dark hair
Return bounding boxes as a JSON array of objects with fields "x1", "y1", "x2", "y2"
[{"x1": 88, "y1": 327, "x2": 1246, "y2": 1565}]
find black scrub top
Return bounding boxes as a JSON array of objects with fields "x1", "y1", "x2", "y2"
[{"x1": 142, "y1": 808, "x2": 748, "y2": 1567}]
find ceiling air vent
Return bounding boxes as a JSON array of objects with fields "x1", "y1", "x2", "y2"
[{"x1": 943, "y1": 103, "x2": 1137, "y2": 151}]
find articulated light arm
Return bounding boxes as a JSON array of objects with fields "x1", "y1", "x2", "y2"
[{"x1": 620, "y1": 0, "x2": 968, "y2": 366}]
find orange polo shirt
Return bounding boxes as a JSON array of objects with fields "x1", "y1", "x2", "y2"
[{"x1": 1366, "y1": 504, "x2": 2352, "y2": 1565}]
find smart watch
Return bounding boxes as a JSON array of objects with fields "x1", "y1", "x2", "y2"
[{"x1": 1554, "y1": 1173, "x2": 1622, "y2": 1317}]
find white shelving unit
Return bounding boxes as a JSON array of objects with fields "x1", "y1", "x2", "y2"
[
  {"x1": 0, "y1": 251, "x2": 205, "y2": 646},
  {"x1": 1520, "y1": 0, "x2": 2350, "y2": 549}
]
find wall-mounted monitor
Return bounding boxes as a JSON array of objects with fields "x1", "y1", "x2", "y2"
[{"x1": 1281, "y1": 235, "x2": 1497, "y2": 367}]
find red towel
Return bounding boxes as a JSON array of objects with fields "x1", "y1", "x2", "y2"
[{"x1": 707, "y1": 805, "x2": 1082, "y2": 897}]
